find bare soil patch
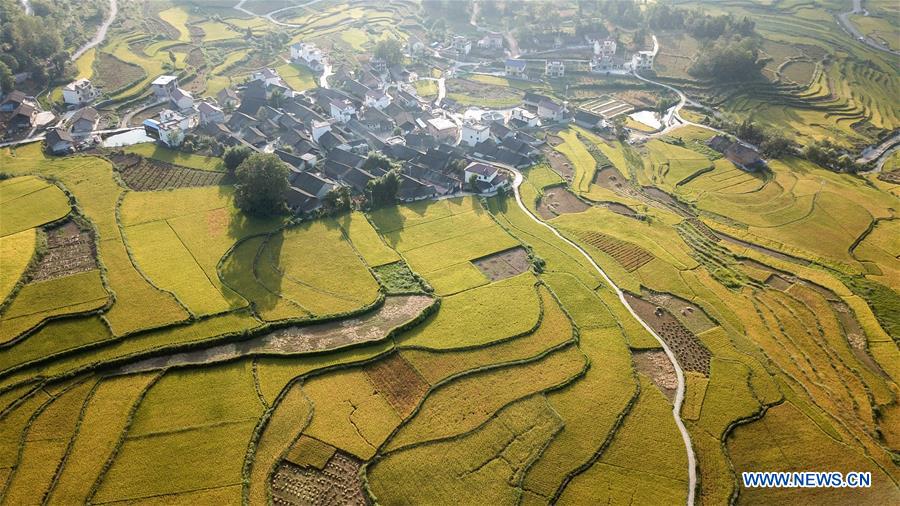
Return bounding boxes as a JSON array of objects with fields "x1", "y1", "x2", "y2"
[
  {"x1": 537, "y1": 186, "x2": 589, "y2": 219},
  {"x1": 363, "y1": 352, "x2": 430, "y2": 418},
  {"x1": 271, "y1": 452, "x2": 367, "y2": 506},
  {"x1": 117, "y1": 295, "x2": 435, "y2": 373},
  {"x1": 632, "y1": 350, "x2": 677, "y2": 401},
  {"x1": 643, "y1": 289, "x2": 716, "y2": 334},
  {"x1": 109, "y1": 152, "x2": 225, "y2": 191},
  {"x1": 577, "y1": 232, "x2": 654, "y2": 272},
  {"x1": 592, "y1": 165, "x2": 627, "y2": 191},
  {"x1": 27, "y1": 222, "x2": 97, "y2": 283},
  {"x1": 625, "y1": 292, "x2": 711, "y2": 375},
  {"x1": 545, "y1": 134, "x2": 564, "y2": 147},
  {"x1": 471, "y1": 246, "x2": 531, "y2": 282},
  {"x1": 765, "y1": 274, "x2": 793, "y2": 291},
  {"x1": 642, "y1": 186, "x2": 693, "y2": 217},
  {"x1": 544, "y1": 147, "x2": 574, "y2": 182},
  {"x1": 597, "y1": 201, "x2": 639, "y2": 219}
]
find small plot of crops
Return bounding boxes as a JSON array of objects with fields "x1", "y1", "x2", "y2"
[
  {"x1": 553, "y1": 130, "x2": 597, "y2": 194},
  {"x1": 122, "y1": 144, "x2": 225, "y2": 172},
  {"x1": 275, "y1": 63, "x2": 318, "y2": 92},
  {"x1": 0, "y1": 228, "x2": 35, "y2": 304},
  {"x1": 576, "y1": 231, "x2": 654, "y2": 272},
  {"x1": 109, "y1": 152, "x2": 225, "y2": 191},
  {"x1": 0, "y1": 176, "x2": 71, "y2": 237},
  {"x1": 445, "y1": 78, "x2": 524, "y2": 108}
]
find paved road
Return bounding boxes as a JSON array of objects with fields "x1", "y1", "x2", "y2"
[
  {"x1": 235, "y1": 0, "x2": 327, "y2": 28},
  {"x1": 72, "y1": 0, "x2": 117, "y2": 61},
  {"x1": 836, "y1": 0, "x2": 899, "y2": 55},
  {"x1": 507, "y1": 166, "x2": 697, "y2": 506}
]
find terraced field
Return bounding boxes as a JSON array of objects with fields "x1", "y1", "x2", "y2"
[{"x1": 1, "y1": 1, "x2": 898, "y2": 504}]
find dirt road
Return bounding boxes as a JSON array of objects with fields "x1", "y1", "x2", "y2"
[{"x1": 507, "y1": 166, "x2": 697, "y2": 506}]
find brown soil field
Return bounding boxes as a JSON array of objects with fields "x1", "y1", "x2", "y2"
[
  {"x1": 593, "y1": 165, "x2": 627, "y2": 191},
  {"x1": 471, "y1": 246, "x2": 531, "y2": 281},
  {"x1": 625, "y1": 293, "x2": 711, "y2": 375},
  {"x1": 545, "y1": 134, "x2": 564, "y2": 147},
  {"x1": 642, "y1": 186, "x2": 693, "y2": 217},
  {"x1": 109, "y1": 152, "x2": 225, "y2": 190},
  {"x1": 643, "y1": 289, "x2": 716, "y2": 334},
  {"x1": 577, "y1": 231, "x2": 654, "y2": 272},
  {"x1": 598, "y1": 201, "x2": 639, "y2": 219},
  {"x1": 92, "y1": 52, "x2": 145, "y2": 93},
  {"x1": 118, "y1": 295, "x2": 435, "y2": 373},
  {"x1": 27, "y1": 222, "x2": 97, "y2": 283},
  {"x1": 544, "y1": 147, "x2": 574, "y2": 182},
  {"x1": 632, "y1": 350, "x2": 677, "y2": 401},
  {"x1": 537, "y1": 186, "x2": 589, "y2": 219},
  {"x1": 686, "y1": 218, "x2": 720, "y2": 242},
  {"x1": 363, "y1": 352, "x2": 430, "y2": 418},
  {"x1": 128, "y1": 104, "x2": 167, "y2": 127},
  {"x1": 271, "y1": 452, "x2": 367, "y2": 506}
]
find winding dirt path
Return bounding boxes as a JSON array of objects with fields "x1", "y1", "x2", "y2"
[
  {"x1": 72, "y1": 0, "x2": 117, "y2": 61},
  {"x1": 506, "y1": 166, "x2": 697, "y2": 506}
]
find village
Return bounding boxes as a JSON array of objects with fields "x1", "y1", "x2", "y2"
[{"x1": 0, "y1": 25, "x2": 687, "y2": 214}]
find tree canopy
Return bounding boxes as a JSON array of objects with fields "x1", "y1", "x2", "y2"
[
  {"x1": 373, "y1": 38, "x2": 404, "y2": 65},
  {"x1": 223, "y1": 145, "x2": 252, "y2": 174},
  {"x1": 234, "y1": 153, "x2": 289, "y2": 217}
]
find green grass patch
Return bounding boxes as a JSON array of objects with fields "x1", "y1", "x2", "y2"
[{"x1": 121, "y1": 144, "x2": 225, "y2": 172}]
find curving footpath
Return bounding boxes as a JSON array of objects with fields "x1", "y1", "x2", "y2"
[{"x1": 508, "y1": 168, "x2": 697, "y2": 506}]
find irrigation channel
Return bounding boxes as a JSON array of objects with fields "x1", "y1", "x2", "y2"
[{"x1": 507, "y1": 168, "x2": 698, "y2": 506}]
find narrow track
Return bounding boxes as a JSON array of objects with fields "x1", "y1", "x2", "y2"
[{"x1": 507, "y1": 168, "x2": 697, "y2": 506}]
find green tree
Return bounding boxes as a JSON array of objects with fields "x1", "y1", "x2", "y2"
[
  {"x1": 0, "y1": 61, "x2": 12, "y2": 94},
  {"x1": 234, "y1": 153, "x2": 289, "y2": 217},
  {"x1": 366, "y1": 170, "x2": 400, "y2": 208},
  {"x1": 223, "y1": 145, "x2": 252, "y2": 174},
  {"x1": 374, "y1": 37, "x2": 403, "y2": 65}
]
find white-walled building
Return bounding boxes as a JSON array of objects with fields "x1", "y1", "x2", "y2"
[
  {"x1": 632, "y1": 50, "x2": 655, "y2": 70},
  {"x1": 171, "y1": 87, "x2": 194, "y2": 110},
  {"x1": 426, "y1": 117, "x2": 458, "y2": 141},
  {"x1": 537, "y1": 100, "x2": 565, "y2": 122},
  {"x1": 510, "y1": 107, "x2": 540, "y2": 127},
  {"x1": 364, "y1": 89, "x2": 391, "y2": 110},
  {"x1": 197, "y1": 101, "x2": 225, "y2": 125},
  {"x1": 545, "y1": 60, "x2": 565, "y2": 78},
  {"x1": 464, "y1": 162, "x2": 510, "y2": 193},
  {"x1": 505, "y1": 59, "x2": 527, "y2": 78},
  {"x1": 329, "y1": 99, "x2": 356, "y2": 123},
  {"x1": 62, "y1": 79, "x2": 100, "y2": 105},
  {"x1": 451, "y1": 36, "x2": 472, "y2": 55},
  {"x1": 290, "y1": 42, "x2": 325, "y2": 72},
  {"x1": 595, "y1": 37, "x2": 617, "y2": 58},
  {"x1": 150, "y1": 75, "x2": 179, "y2": 101},
  {"x1": 250, "y1": 68, "x2": 286, "y2": 88},
  {"x1": 311, "y1": 119, "x2": 332, "y2": 143},
  {"x1": 461, "y1": 122, "x2": 490, "y2": 147}
]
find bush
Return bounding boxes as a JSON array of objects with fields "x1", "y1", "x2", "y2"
[{"x1": 223, "y1": 145, "x2": 252, "y2": 174}]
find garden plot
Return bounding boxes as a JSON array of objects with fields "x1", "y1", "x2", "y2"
[
  {"x1": 580, "y1": 96, "x2": 634, "y2": 118},
  {"x1": 0, "y1": 176, "x2": 71, "y2": 237},
  {"x1": 271, "y1": 452, "x2": 366, "y2": 506},
  {"x1": 537, "y1": 186, "x2": 590, "y2": 219},
  {"x1": 643, "y1": 288, "x2": 717, "y2": 334},
  {"x1": 445, "y1": 78, "x2": 524, "y2": 108},
  {"x1": 25, "y1": 222, "x2": 96, "y2": 283},
  {"x1": 577, "y1": 231, "x2": 654, "y2": 272},
  {"x1": 470, "y1": 246, "x2": 531, "y2": 282},
  {"x1": 110, "y1": 152, "x2": 225, "y2": 191},
  {"x1": 624, "y1": 293, "x2": 711, "y2": 375},
  {"x1": 118, "y1": 295, "x2": 434, "y2": 373}
]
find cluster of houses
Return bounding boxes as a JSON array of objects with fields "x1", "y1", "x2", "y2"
[
  {"x1": 498, "y1": 35, "x2": 656, "y2": 79},
  {"x1": 3, "y1": 76, "x2": 103, "y2": 150}
]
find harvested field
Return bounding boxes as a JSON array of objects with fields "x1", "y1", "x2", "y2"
[
  {"x1": 633, "y1": 349, "x2": 677, "y2": 401},
  {"x1": 537, "y1": 186, "x2": 589, "y2": 219},
  {"x1": 593, "y1": 165, "x2": 628, "y2": 190},
  {"x1": 643, "y1": 289, "x2": 717, "y2": 334},
  {"x1": 363, "y1": 352, "x2": 430, "y2": 418},
  {"x1": 110, "y1": 152, "x2": 225, "y2": 190},
  {"x1": 624, "y1": 293, "x2": 711, "y2": 375},
  {"x1": 544, "y1": 147, "x2": 574, "y2": 182},
  {"x1": 577, "y1": 231, "x2": 654, "y2": 272},
  {"x1": 118, "y1": 295, "x2": 434, "y2": 372},
  {"x1": 26, "y1": 222, "x2": 97, "y2": 283},
  {"x1": 599, "y1": 201, "x2": 640, "y2": 218},
  {"x1": 92, "y1": 52, "x2": 145, "y2": 93},
  {"x1": 270, "y1": 452, "x2": 366, "y2": 506},
  {"x1": 471, "y1": 246, "x2": 531, "y2": 282}
]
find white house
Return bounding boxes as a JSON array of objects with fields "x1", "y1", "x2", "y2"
[
  {"x1": 290, "y1": 42, "x2": 325, "y2": 72},
  {"x1": 62, "y1": 79, "x2": 100, "y2": 105},
  {"x1": 364, "y1": 89, "x2": 391, "y2": 110},
  {"x1": 545, "y1": 60, "x2": 565, "y2": 78},
  {"x1": 461, "y1": 122, "x2": 490, "y2": 147},
  {"x1": 631, "y1": 50, "x2": 655, "y2": 70},
  {"x1": 70, "y1": 106, "x2": 98, "y2": 134},
  {"x1": 171, "y1": 87, "x2": 194, "y2": 110},
  {"x1": 505, "y1": 59, "x2": 527, "y2": 78},
  {"x1": 451, "y1": 35, "x2": 472, "y2": 55},
  {"x1": 311, "y1": 119, "x2": 332, "y2": 143},
  {"x1": 464, "y1": 162, "x2": 510, "y2": 193},
  {"x1": 478, "y1": 32, "x2": 504, "y2": 50},
  {"x1": 329, "y1": 99, "x2": 356, "y2": 123},
  {"x1": 537, "y1": 100, "x2": 565, "y2": 122},
  {"x1": 595, "y1": 37, "x2": 617, "y2": 58},
  {"x1": 143, "y1": 117, "x2": 184, "y2": 147},
  {"x1": 150, "y1": 75, "x2": 179, "y2": 101},
  {"x1": 250, "y1": 68, "x2": 286, "y2": 88},
  {"x1": 510, "y1": 107, "x2": 540, "y2": 127}
]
